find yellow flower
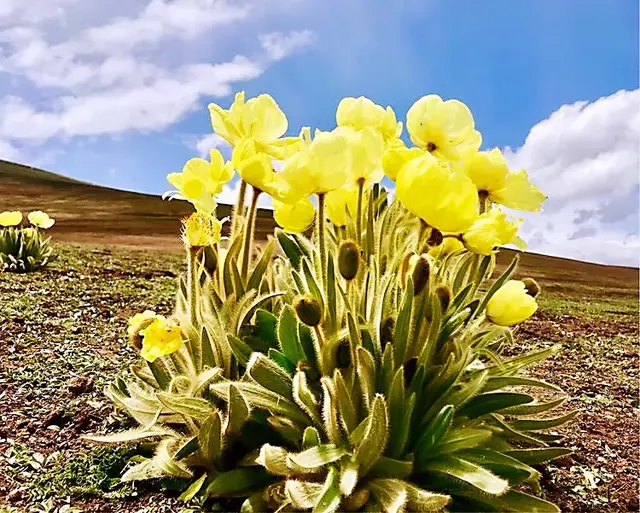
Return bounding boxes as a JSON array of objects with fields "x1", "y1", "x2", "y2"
[
  {"x1": 396, "y1": 153, "x2": 479, "y2": 233},
  {"x1": 27, "y1": 211, "x2": 55, "y2": 229},
  {"x1": 333, "y1": 126, "x2": 384, "y2": 187},
  {"x1": 139, "y1": 316, "x2": 185, "y2": 362},
  {"x1": 406, "y1": 95, "x2": 481, "y2": 162},
  {"x1": 22, "y1": 227, "x2": 37, "y2": 238},
  {"x1": 325, "y1": 186, "x2": 363, "y2": 227},
  {"x1": 167, "y1": 149, "x2": 233, "y2": 213},
  {"x1": 428, "y1": 237, "x2": 465, "y2": 258},
  {"x1": 382, "y1": 138, "x2": 423, "y2": 181},
  {"x1": 0, "y1": 211, "x2": 22, "y2": 227},
  {"x1": 209, "y1": 91, "x2": 301, "y2": 160},
  {"x1": 273, "y1": 197, "x2": 315, "y2": 233},
  {"x1": 336, "y1": 96, "x2": 402, "y2": 142},
  {"x1": 181, "y1": 212, "x2": 222, "y2": 248},
  {"x1": 127, "y1": 310, "x2": 157, "y2": 338},
  {"x1": 230, "y1": 141, "x2": 278, "y2": 194},
  {"x1": 462, "y1": 209, "x2": 525, "y2": 255},
  {"x1": 279, "y1": 130, "x2": 350, "y2": 197},
  {"x1": 464, "y1": 149, "x2": 546, "y2": 211},
  {"x1": 486, "y1": 280, "x2": 538, "y2": 326}
]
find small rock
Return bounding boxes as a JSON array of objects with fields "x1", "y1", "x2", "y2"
[
  {"x1": 43, "y1": 408, "x2": 68, "y2": 427},
  {"x1": 68, "y1": 376, "x2": 94, "y2": 395},
  {"x1": 7, "y1": 488, "x2": 23, "y2": 502}
]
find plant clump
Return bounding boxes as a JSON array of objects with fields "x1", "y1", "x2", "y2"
[{"x1": 0, "y1": 210, "x2": 56, "y2": 272}]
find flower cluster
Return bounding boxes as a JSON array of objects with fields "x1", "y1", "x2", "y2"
[
  {"x1": 94, "y1": 92, "x2": 570, "y2": 513},
  {"x1": 0, "y1": 210, "x2": 56, "y2": 272}
]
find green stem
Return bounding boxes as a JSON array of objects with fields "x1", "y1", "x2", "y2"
[
  {"x1": 231, "y1": 180, "x2": 248, "y2": 239},
  {"x1": 241, "y1": 187, "x2": 260, "y2": 278},
  {"x1": 187, "y1": 246, "x2": 201, "y2": 327},
  {"x1": 356, "y1": 179, "x2": 364, "y2": 245},
  {"x1": 317, "y1": 193, "x2": 327, "y2": 285}
]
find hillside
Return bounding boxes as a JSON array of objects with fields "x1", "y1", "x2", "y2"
[{"x1": 1, "y1": 160, "x2": 638, "y2": 298}]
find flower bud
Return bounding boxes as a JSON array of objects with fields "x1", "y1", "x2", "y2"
[
  {"x1": 338, "y1": 240, "x2": 360, "y2": 281},
  {"x1": 434, "y1": 284, "x2": 452, "y2": 313},
  {"x1": 411, "y1": 255, "x2": 431, "y2": 296},
  {"x1": 381, "y1": 316, "x2": 395, "y2": 348},
  {"x1": 427, "y1": 228, "x2": 444, "y2": 247},
  {"x1": 202, "y1": 245, "x2": 217, "y2": 274},
  {"x1": 294, "y1": 295, "x2": 324, "y2": 327},
  {"x1": 522, "y1": 278, "x2": 541, "y2": 298},
  {"x1": 343, "y1": 488, "x2": 370, "y2": 511},
  {"x1": 335, "y1": 339, "x2": 351, "y2": 368}
]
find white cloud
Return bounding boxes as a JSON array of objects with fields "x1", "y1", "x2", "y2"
[
  {"x1": 0, "y1": 0, "x2": 313, "y2": 152},
  {"x1": 196, "y1": 133, "x2": 230, "y2": 157},
  {"x1": 260, "y1": 30, "x2": 315, "y2": 61},
  {"x1": 504, "y1": 89, "x2": 640, "y2": 267}
]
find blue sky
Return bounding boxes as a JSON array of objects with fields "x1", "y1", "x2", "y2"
[{"x1": 0, "y1": 0, "x2": 638, "y2": 265}]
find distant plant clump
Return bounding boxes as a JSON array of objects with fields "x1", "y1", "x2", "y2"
[
  {"x1": 90, "y1": 92, "x2": 573, "y2": 512},
  {"x1": 0, "y1": 210, "x2": 56, "y2": 272}
]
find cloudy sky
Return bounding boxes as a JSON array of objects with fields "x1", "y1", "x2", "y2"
[{"x1": 0, "y1": 0, "x2": 638, "y2": 266}]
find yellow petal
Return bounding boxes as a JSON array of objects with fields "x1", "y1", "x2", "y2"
[
  {"x1": 139, "y1": 317, "x2": 185, "y2": 362},
  {"x1": 244, "y1": 94, "x2": 288, "y2": 143},
  {"x1": 487, "y1": 280, "x2": 538, "y2": 326},
  {"x1": 27, "y1": 210, "x2": 55, "y2": 229},
  {"x1": 491, "y1": 170, "x2": 547, "y2": 212},
  {"x1": 0, "y1": 211, "x2": 23, "y2": 227},
  {"x1": 273, "y1": 197, "x2": 315, "y2": 233},
  {"x1": 382, "y1": 139, "x2": 423, "y2": 181},
  {"x1": 406, "y1": 94, "x2": 443, "y2": 149},
  {"x1": 464, "y1": 149, "x2": 509, "y2": 193},
  {"x1": 325, "y1": 187, "x2": 361, "y2": 227}
]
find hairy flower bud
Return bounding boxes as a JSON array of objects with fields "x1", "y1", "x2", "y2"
[
  {"x1": 338, "y1": 240, "x2": 360, "y2": 281},
  {"x1": 435, "y1": 284, "x2": 452, "y2": 313},
  {"x1": 294, "y1": 295, "x2": 324, "y2": 327},
  {"x1": 411, "y1": 255, "x2": 431, "y2": 296},
  {"x1": 343, "y1": 488, "x2": 370, "y2": 511},
  {"x1": 335, "y1": 339, "x2": 352, "y2": 368},
  {"x1": 202, "y1": 245, "x2": 217, "y2": 275},
  {"x1": 427, "y1": 227, "x2": 444, "y2": 247},
  {"x1": 522, "y1": 277, "x2": 541, "y2": 298}
]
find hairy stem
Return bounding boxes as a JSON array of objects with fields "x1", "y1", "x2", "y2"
[
  {"x1": 231, "y1": 180, "x2": 248, "y2": 239},
  {"x1": 241, "y1": 187, "x2": 260, "y2": 278},
  {"x1": 317, "y1": 193, "x2": 327, "y2": 285},
  {"x1": 356, "y1": 179, "x2": 364, "y2": 245}
]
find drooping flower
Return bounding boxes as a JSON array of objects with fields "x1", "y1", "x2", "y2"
[
  {"x1": 487, "y1": 280, "x2": 538, "y2": 326},
  {"x1": 406, "y1": 95, "x2": 481, "y2": 163},
  {"x1": 462, "y1": 209, "x2": 524, "y2": 255},
  {"x1": 139, "y1": 316, "x2": 185, "y2": 362},
  {"x1": 336, "y1": 96, "x2": 403, "y2": 142},
  {"x1": 464, "y1": 149, "x2": 546, "y2": 211},
  {"x1": 0, "y1": 211, "x2": 22, "y2": 227},
  {"x1": 273, "y1": 197, "x2": 315, "y2": 233},
  {"x1": 208, "y1": 92, "x2": 301, "y2": 160},
  {"x1": 167, "y1": 149, "x2": 233, "y2": 213},
  {"x1": 278, "y1": 130, "x2": 350, "y2": 198},
  {"x1": 231, "y1": 142, "x2": 279, "y2": 195},
  {"x1": 325, "y1": 186, "x2": 362, "y2": 227},
  {"x1": 396, "y1": 152, "x2": 479, "y2": 233},
  {"x1": 382, "y1": 138, "x2": 423, "y2": 181},
  {"x1": 27, "y1": 211, "x2": 55, "y2": 229},
  {"x1": 181, "y1": 212, "x2": 222, "y2": 248}
]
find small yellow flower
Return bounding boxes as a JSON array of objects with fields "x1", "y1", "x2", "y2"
[
  {"x1": 406, "y1": 95, "x2": 481, "y2": 162},
  {"x1": 139, "y1": 316, "x2": 185, "y2": 362},
  {"x1": 486, "y1": 280, "x2": 538, "y2": 326},
  {"x1": 279, "y1": 130, "x2": 350, "y2": 197},
  {"x1": 462, "y1": 209, "x2": 524, "y2": 255},
  {"x1": 209, "y1": 92, "x2": 301, "y2": 159},
  {"x1": 0, "y1": 211, "x2": 22, "y2": 227},
  {"x1": 396, "y1": 153, "x2": 479, "y2": 233},
  {"x1": 464, "y1": 149, "x2": 546, "y2": 212},
  {"x1": 325, "y1": 187, "x2": 362, "y2": 227},
  {"x1": 167, "y1": 149, "x2": 233, "y2": 213},
  {"x1": 230, "y1": 141, "x2": 278, "y2": 194},
  {"x1": 336, "y1": 96, "x2": 402, "y2": 142},
  {"x1": 22, "y1": 227, "x2": 37, "y2": 238},
  {"x1": 382, "y1": 138, "x2": 423, "y2": 181},
  {"x1": 273, "y1": 197, "x2": 315, "y2": 233},
  {"x1": 428, "y1": 237, "x2": 466, "y2": 258},
  {"x1": 181, "y1": 212, "x2": 222, "y2": 248},
  {"x1": 333, "y1": 126, "x2": 384, "y2": 187},
  {"x1": 127, "y1": 310, "x2": 157, "y2": 338},
  {"x1": 27, "y1": 211, "x2": 55, "y2": 229}
]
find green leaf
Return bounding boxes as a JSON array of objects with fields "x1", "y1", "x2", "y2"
[
  {"x1": 326, "y1": 257, "x2": 338, "y2": 334},
  {"x1": 286, "y1": 480, "x2": 324, "y2": 509},
  {"x1": 147, "y1": 360, "x2": 171, "y2": 390},
  {"x1": 333, "y1": 371, "x2": 357, "y2": 434},
  {"x1": 405, "y1": 482, "x2": 450, "y2": 512},
  {"x1": 356, "y1": 347, "x2": 375, "y2": 411},
  {"x1": 432, "y1": 427, "x2": 493, "y2": 458},
  {"x1": 459, "y1": 392, "x2": 534, "y2": 418},
  {"x1": 302, "y1": 257, "x2": 324, "y2": 306},
  {"x1": 246, "y1": 239, "x2": 275, "y2": 290},
  {"x1": 504, "y1": 448, "x2": 573, "y2": 465},
  {"x1": 480, "y1": 490, "x2": 561, "y2": 513},
  {"x1": 198, "y1": 412, "x2": 222, "y2": 464},
  {"x1": 501, "y1": 397, "x2": 566, "y2": 415},
  {"x1": 394, "y1": 281, "x2": 413, "y2": 364},
  {"x1": 367, "y1": 478, "x2": 408, "y2": 513},
  {"x1": 424, "y1": 455, "x2": 508, "y2": 496},
  {"x1": 227, "y1": 334, "x2": 253, "y2": 367},
  {"x1": 369, "y1": 456, "x2": 414, "y2": 479},
  {"x1": 278, "y1": 305, "x2": 307, "y2": 364},
  {"x1": 179, "y1": 473, "x2": 207, "y2": 502},
  {"x1": 302, "y1": 426, "x2": 322, "y2": 450},
  {"x1": 339, "y1": 459, "x2": 359, "y2": 496},
  {"x1": 205, "y1": 468, "x2": 273, "y2": 498},
  {"x1": 458, "y1": 449, "x2": 540, "y2": 485},
  {"x1": 353, "y1": 394, "x2": 389, "y2": 475},
  {"x1": 247, "y1": 352, "x2": 293, "y2": 400},
  {"x1": 484, "y1": 376, "x2": 563, "y2": 392},
  {"x1": 83, "y1": 426, "x2": 175, "y2": 443},
  {"x1": 288, "y1": 445, "x2": 348, "y2": 469},
  {"x1": 227, "y1": 384, "x2": 250, "y2": 435},
  {"x1": 293, "y1": 371, "x2": 322, "y2": 425},
  {"x1": 156, "y1": 393, "x2": 213, "y2": 421},
  {"x1": 415, "y1": 405, "x2": 454, "y2": 467},
  {"x1": 477, "y1": 254, "x2": 519, "y2": 316},
  {"x1": 268, "y1": 348, "x2": 295, "y2": 373},
  {"x1": 312, "y1": 467, "x2": 341, "y2": 513},
  {"x1": 276, "y1": 228, "x2": 303, "y2": 269},
  {"x1": 256, "y1": 309, "x2": 278, "y2": 346},
  {"x1": 509, "y1": 411, "x2": 578, "y2": 431}
]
